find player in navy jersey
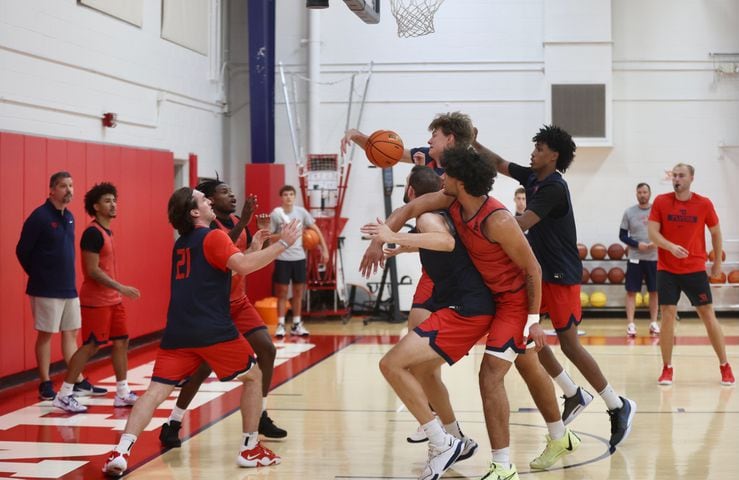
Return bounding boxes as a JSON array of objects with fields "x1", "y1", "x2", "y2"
[
  {"x1": 103, "y1": 187, "x2": 299, "y2": 477},
  {"x1": 475, "y1": 125, "x2": 636, "y2": 449}
]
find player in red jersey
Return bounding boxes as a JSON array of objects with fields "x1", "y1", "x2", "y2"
[{"x1": 648, "y1": 163, "x2": 734, "y2": 386}]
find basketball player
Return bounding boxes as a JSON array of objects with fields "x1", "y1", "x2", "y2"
[
  {"x1": 647, "y1": 163, "x2": 734, "y2": 386},
  {"x1": 474, "y1": 125, "x2": 636, "y2": 449},
  {"x1": 620, "y1": 182, "x2": 659, "y2": 337},
  {"x1": 270, "y1": 185, "x2": 328, "y2": 337},
  {"x1": 102, "y1": 188, "x2": 299, "y2": 476},
  {"x1": 159, "y1": 179, "x2": 287, "y2": 447},
  {"x1": 52, "y1": 183, "x2": 140, "y2": 414}
]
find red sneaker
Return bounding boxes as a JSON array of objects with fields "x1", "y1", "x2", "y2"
[
  {"x1": 236, "y1": 443, "x2": 282, "y2": 467},
  {"x1": 102, "y1": 451, "x2": 128, "y2": 477},
  {"x1": 720, "y1": 363, "x2": 735, "y2": 386},
  {"x1": 658, "y1": 365, "x2": 673, "y2": 385}
]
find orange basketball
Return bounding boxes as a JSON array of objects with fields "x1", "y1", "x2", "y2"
[
  {"x1": 577, "y1": 243, "x2": 588, "y2": 260},
  {"x1": 581, "y1": 267, "x2": 590, "y2": 284},
  {"x1": 708, "y1": 249, "x2": 726, "y2": 262},
  {"x1": 590, "y1": 267, "x2": 608, "y2": 284},
  {"x1": 365, "y1": 130, "x2": 404, "y2": 168},
  {"x1": 709, "y1": 271, "x2": 727, "y2": 284},
  {"x1": 608, "y1": 243, "x2": 625, "y2": 260},
  {"x1": 608, "y1": 267, "x2": 625, "y2": 284},
  {"x1": 590, "y1": 243, "x2": 607, "y2": 260},
  {"x1": 728, "y1": 270, "x2": 739, "y2": 284},
  {"x1": 302, "y1": 229, "x2": 320, "y2": 250}
]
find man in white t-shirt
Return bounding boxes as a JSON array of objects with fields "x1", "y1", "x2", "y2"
[{"x1": 270, "y1": 185, "x2": 328, "y2": 337}]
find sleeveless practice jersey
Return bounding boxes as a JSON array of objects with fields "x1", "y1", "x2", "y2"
[
  {"x1": 213, "y1": 214, "x2": 248, "y2": 302},
  {"x1": 448, "y1": 197, "x2": 526, "y2": 294},
  {"x1": 161, "y1": 227, "x2": 240, "y2": 349},
  {"x1": 417, "y1": 211, "x2": 494, "y2": 316},
  {"x1": 79, "y1": 222, "x2": 122, "y2": 307}
]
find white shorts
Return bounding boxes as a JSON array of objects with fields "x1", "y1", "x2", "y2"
[{"x1": 30, "y1": 296, "x2": 81, "y2": 333}]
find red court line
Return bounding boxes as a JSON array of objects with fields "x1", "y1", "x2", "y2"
[{"x1": 355, "y1": 334, "x2": 739, "y2": 346}]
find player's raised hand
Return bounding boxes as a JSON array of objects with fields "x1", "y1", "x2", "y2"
[
  {"x1": 360, "y1": 218, "x2": 393, "y2": 243},
  {"x1": 279, "y1": 219, "x2": 301, "y2": 246},
  {"x1": 360, "y1": 240, "x2": 385, "y2": 278},
  {"x1": 249, "y1": 229, "x2": 271, "y2": 251},
  {"x1": 241, "y1": 194, "x2": 258, "y2": 224},
  {"x1": 255, "y1": 213, "x2": 270, "y2": 230},
  {"x1": 340, "y1": 129, "x2": 360, "y2": 155}
]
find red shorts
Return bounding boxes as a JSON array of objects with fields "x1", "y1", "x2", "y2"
[
  {"x1": 414, "y1": 309, "x2": 492, "y2": 364},
  {"x1": 541, "y1": 282, "x2": 582, "y2": 332},
  {"x1": 151, "y1": 336, "x2": 256, "y2": 385},
  {"x1": 485, "y1": 289, "x2": 528, "y2": 360},
  {"x1": 81, "y1": 303, "x2": 128, "y2": 345},
  {"x1": 412, "y1": 269, "x2": 434, "y2": 308},
  {"x1": 231, "y1": 296, "x2": 266, "y2": 336}
]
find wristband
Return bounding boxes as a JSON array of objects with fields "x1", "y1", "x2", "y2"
[
  {"x1": 278, "y1": 239, "x2": 290, "y2": 249},
  {"x1": 523, "y1": 313, "x2": 540, "y2": 337}
]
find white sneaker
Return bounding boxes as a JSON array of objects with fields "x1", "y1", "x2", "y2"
[
  {"x1": 275, "y1": 323, "x2": 286, "y2": 338},
  {"x1": 114, "y1": 391, "x2": 139, "y2": 407},
  {"x1": 419, "y1": 434, "x2": 463, "y2": 480},
  {"x1": 52, "y1": 394, "x2": 87, "y2": 413},
  {"x1": 291, "y1": 321, "x2": 310, "y2": 336},
  {"x1": 626, "y1": 323, "x2": 637, "y2": 337},
  {"x1": 455, "y1": 435, "x2": 478, "y2": 463},
  {"x1": 102, "y1": 451, "x2": 128, "y2": 477},
  {"x1": 407, "y1": 424, "x2": 428, "y2": 443},
  {"x1": 649, "y1": 322, "x2": 661, "y2": 335}
]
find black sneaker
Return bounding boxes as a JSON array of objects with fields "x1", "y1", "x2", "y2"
[
  {"x1": 258, "y1": 411, "x2": 287, "y2": 439},
  {"x1": 73, "y1": 378, "x2": 108, "y2": 396},
  {"x1": 39, "y1": 381, "x2": 56, "y2": 401},
  {"x1": 608, "y1": 396, "x2": 637, "y2": 448},
  {"x1": 159, "y1": 420, "x2": 182, "y2": 448},
  {"x1": 561, "y1": 387, "x2": 594, "y2": 425}
]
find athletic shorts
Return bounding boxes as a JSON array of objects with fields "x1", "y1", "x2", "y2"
[
  {"x1": 81, "y1": 303, "x2": 128, "y2": 345},
  {"x1": 625, "y1": 260, "x2": 657, "y2": 292},
  {"x1": 540, "y1": 282, "x2": 582, "y2": 332},
  {"x1": 30, "y1": 296, "x2": 81, "y2": 333},
  {"x1": 273, "y1": 259, "x2": 307, "y2": 284},
  {"x1": 485, "y1": 288, "x2": 529, "y2": 362},
  {"x1": 151, "y1": 336, "x2": 256, "y2": 385},
  {"x1": 231, "y1": 296, "x2": 267, "y2": 336},
  {"x1": 412, "y1": 269, "x2": 434, "y2": 308},
  {"x1": 414, "y1": 309, "x2": 492, "y2": 365},
  {"x1": 657, "y1": 270, "x2": 713, "y2": 306}
]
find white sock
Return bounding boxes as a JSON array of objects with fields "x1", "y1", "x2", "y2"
[
  {"x1": 293, "y1": 315, "x2": 302, "y2": 325},
  {"x1": 115, "y1": 433, "x2": 137, "y2": 454},
  {"x1": 277, "y1": 317, "x2": 285, "y2": 325},
  {"x1": 59, "y1": 381, "x2": 74, "y2": 398},
  {"x1": 599, "y1": 384, "x2": 623, "y2": 411},
  {"x1": 421, "y1": 417, "x2": 446, "y2": 447},
  {"x1": 241, "y1": 431, "x2": 259, "y2": 451},
  {"x1": 169, "y1": 406, "x2": 187, "y2": 423},
  {"x1": 491, "y1": 447, "x2": 510, "y2": 466},
  {"x1": 262, "y1": 397, "x2": 268, "y2": 413},
  {"x1": 444, "y1": 420, "x2": 463, "y2": 439},
  {"x1": 116, "y1": 380, "x2": 130, "y2": 398},
  {"x1": 546, "y1": 420, "x2": 566, "y2": 440},
  {"x1": 554, "y1": 371, "x2": 579, "y2": 398}
]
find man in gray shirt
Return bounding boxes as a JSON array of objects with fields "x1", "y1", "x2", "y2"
[
  {"x1": 270, "y1": 185, "x2": 328, "y2": 338},
  {"x1": 619, "y1": 182, "x2": 659, "y2": 337}
]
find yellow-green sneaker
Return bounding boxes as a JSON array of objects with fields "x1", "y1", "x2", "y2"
[
  {"x1": 529, "y1": 428, "x2": 581, "y2": 470},
  {"x1": 480, "y1": 461, "x2": 519, "y2": 480}
]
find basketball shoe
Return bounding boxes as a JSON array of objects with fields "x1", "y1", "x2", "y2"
[
  {"x1": 406, "y1": 424, "x2": 428, "y2": 443},
  {"x1": 275, "y1": 323, "x2": 286, "y2": 338},
  {"x1": 291, "y1": 321, "x2": 310, "y2": 336},
  {"x1": 608, "y1": 396, "x2": 637, "y2": 448},
  {"x1": 529, "y1": 428, "x2": 581, "y2": 470},
  {"x1": 159, "y1": 420, "x2": 182, "y2": 448},
  {"x1": 73, "y1": 378, "x2": 108, "y2": 396},
  {"x1": 658, "y1": 365, "x2": 673, "y2": 385},
  {"x1": 626, "y1": 323, "x2": 637, "y2": 337},
  {"x1": 102, "y1": 451, "x2": 128, "y2": 477},
  {"x1": 455, "y1": 435, "x2": 478, "y2": 462},
  {"x1": 419, "y1": 434, "x2": 463, "y2": 480},
  {"x1": 649, "y1": 322, "x2": 660, "y2": 335},
  {"x1": 259, "y1": 411, "x2": 287, "y2": 438},
  {"x1": 114, "y1": 391, "x2": 138, "y2": 407},
  {"x1": 52, "y1": 394, "x2": 88, "y2": 413},
  {"x1": 39, "y1": 381, "x2": 56, "y2": 401},
  {"x1": 480, "y1": 461, "x2": 519, "y2": 480},
  {"x1": 561, "y1": 387, "x2": 594, "y2": 425},
  {"x1": 720, "y1": 363, "x2": 735, "y2": 386},
  {"x1": 236, "y1": 443, "x2": 281, "y2": 467}
]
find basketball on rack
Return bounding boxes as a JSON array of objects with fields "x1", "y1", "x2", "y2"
[
  {"x1": 590, "y1": 243, "x2": 607, "y2": 260},
  {"x1": 608, "y1": 267, "x2": 625, "y2": 284},
  {"x1": 708, "y1": 249, "x2": 726, "y2": 262},
  {"x1": 365, "y1": 130, "x2": 404, "y2": 168},
  {"x1": 728, "y1": 270, "x2": 739, "y2": 284},
  {"x1": 302, "y1": 229, "x2": 320, "y2": 250},
  {"x1": 635, "y1": 292, "x2": 644, "y2": 307},
  {"x1": 709, "y1": 271, "x2": 727, "y2": 284},
  {"x1": 580, "y1": 291, "x2": 590, "y2": 307},
  {"x1": 608, "y1": 243, "x2": 625, "y2": 260},
  {"x1": 577, "y1": 243, "x2": 588, "y2": 260},
  {"x1": 581, "y1": 267, "x2": 590, "y2": 284},
  {"x1": 590, "y1": 291, "x2": 607, "y2": 307},
  {"x1": 590, "y1": 267, "x2": 608, "y2": 284}
]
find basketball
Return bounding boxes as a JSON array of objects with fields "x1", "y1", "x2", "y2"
[
  {"x1": 590, "y1": 291, "x2": 607, "y2": 307},
  {"x1": 643, "y1": 292, "x2": 650, "y2": 306},
  {"x1": 709, "y1": 271, "x2": 727, "y2": 284},
  {"x1": 708, "y1": 249, "x2": 726, "y2": 262},
  {"x1": 580, "y1": 291, "x2": 590, "y2": 307},
  {"x1": 590, "y1": 243, "x2": 607, "y2": 260},
  {"x1": 635, "y1": 292, "x2": 644, "y2": 307},
  {"x1": 590, "y1": 267, "x2": 608, "y2": 284},
  {"x1": 608, "y1": 243, "x2": 625, "y2": 260},
  {"x1": 302, "y1": 229, "x2": 320, "y2": 250},
  {"x1": 608, "y1": 267, "x2": 625, "y2": 284},
  {"x1": 577, "y1": 243, "x2": 588, "y2": 260},
  {"x1": 365, "y1": 130, "x2": 404, "y2": 168},
  {"x1": 729, "y1": 270, "x2": 739, "y2": 284},
  {"x1": 581, "y1": 267, "x2": 590, "y2": 284}
]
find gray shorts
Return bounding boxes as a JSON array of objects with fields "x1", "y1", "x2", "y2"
[{"x1": 30, "y1": 296, "x2": 81, "y2": 333}]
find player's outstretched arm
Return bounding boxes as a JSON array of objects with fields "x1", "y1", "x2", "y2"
[
  {"x1": 474, "y1": 139, "x2": 511, "y2": 177},
  {"x1": 341, "y1": 128, "x2": 413, "y2": 163},
  {"x1": 228, "y1": 219, "x2": 300, "y2": 275},
  {"x1": 360, "y1": 213, "x2": 454, "y2": 252}
]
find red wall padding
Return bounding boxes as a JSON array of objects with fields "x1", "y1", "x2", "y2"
[{"x1": 0, "y1": 132, "x2": 174, "y2": 378}]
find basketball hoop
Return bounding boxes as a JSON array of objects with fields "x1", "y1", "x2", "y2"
[{"x1": 389, "y1": 0, "x2": 445, "y2": 38}]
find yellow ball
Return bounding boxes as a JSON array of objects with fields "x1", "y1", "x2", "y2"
[
  {"x1": 643, "y1": 292, "x2": 650, "y2": 306},
  {"x1": 580, "y1": 291, "x2": 590, "y2": 307},
  {"x1": 635, "y1": 292, "x2": 643, "y2": 307},
  {"x1": 590, "y1": 291, "x2": 607, "y2": 307}
]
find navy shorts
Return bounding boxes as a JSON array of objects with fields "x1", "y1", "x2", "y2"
[
  {"x1": 657, "y1": 270, "x2": 712, "y2": 306},
  {"x1": 273, "y1": 259, "x2": 307, "y2": 285},
  {"x1": 625, "y1": 260, "x2": 657, "y2": 292}
]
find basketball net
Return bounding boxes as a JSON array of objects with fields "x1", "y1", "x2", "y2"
[{"x1": 389, "y1": 0, "x2": 445, "y2": 38}]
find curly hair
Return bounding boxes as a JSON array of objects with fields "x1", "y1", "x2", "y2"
[
  {"x1": 84, "y1": 182, "x2": 117, "y2": 217},
  {"x1": 195, "y1": 175, "x2": 225, "y2": 198},
  {"x1": 532, "y1": 125, "x2": 576, "y2": 173},
  {"x1": 428, "y1": 112, "x2": 475, "y2": 147},
  {"x1": 442, "y1": 146, "x2": 497, "y2": 197},
  {"x1": 168, "y1": 187, "x2": 198, "y2": 236}
]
